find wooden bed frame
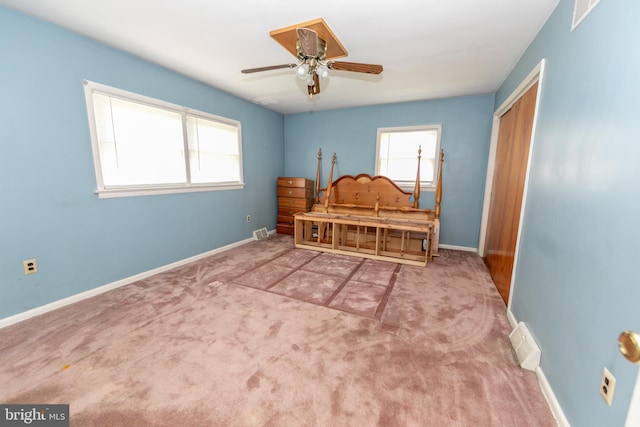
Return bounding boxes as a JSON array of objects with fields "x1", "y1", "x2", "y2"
[{"x1": 294, "y1": 148, "x2": 444, "y2": 266}]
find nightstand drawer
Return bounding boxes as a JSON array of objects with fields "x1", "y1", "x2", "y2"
[
  {"x1": 277, "y1": 186, "x2": 314, "y2": 198},
  {"x1": 277, "y1": 177, "x2": 313, "y2": 189},
  {"x1": 278, "y1": 207, "x2": 306, "y2": 217},
  {"x1": 276, "y1": 223, "x2": 295, "y2": 235},
  {"x1": 277, "y1": 215, "x2": 295, "y2": 225},
  {"x1": 278, "y1": 197, "x2": 313, "y2": 209}
]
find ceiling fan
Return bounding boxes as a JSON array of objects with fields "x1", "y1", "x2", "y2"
[{"x1": 241, "y1": 18, "x2": 383, "y2": 98}]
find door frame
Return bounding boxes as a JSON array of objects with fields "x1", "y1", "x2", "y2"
[
  {"x1": 478, "y1": 59, "x2": 546, "y2": 309},
  {"x1": 627, "y1": 371, "x2": 640, "y2": 426}
]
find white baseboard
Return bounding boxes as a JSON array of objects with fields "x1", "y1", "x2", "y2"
[
  {"x1": 537, "y1": 366, "x2": 570, "y2": 426},
  {"x1": 0, "y1": 234, "x2": 264, "y2": 329},
  {"x1": 508, "y1": 309, "x2": 569, "y2": 427},
  {"x1": 439, "y1": 244, "x2": 477, "y2": 253},
  {"x1": 626, "y1": 371, "x2": 640, "y2": 427},
  {"x1": 507, "y1": 309, "x2": 518, "y2": 328}
]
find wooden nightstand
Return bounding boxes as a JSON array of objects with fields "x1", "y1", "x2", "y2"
[{"x1": 276, "y1": 177, "x2": 314, "y2": 235}]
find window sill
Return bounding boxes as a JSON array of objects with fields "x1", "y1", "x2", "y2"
[
  {"x1": 95, "y1": 183, "x2": 246, "y2": 199},
  {"x1": 397, "y1": 184, "x2": 437, "y2": 193}
]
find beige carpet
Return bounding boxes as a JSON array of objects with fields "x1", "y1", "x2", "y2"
[
  {"x1": 228, "y1": 248, "x2": 400, "y2": 325},
  {"x1": 0, "y1": 234, "x2": 556, "y2": 426}
]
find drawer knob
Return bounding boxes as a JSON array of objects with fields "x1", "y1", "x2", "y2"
[
  {"x1": 287, "y1": 180, "x2": 293, "y2": 185},
  {"x1": 288, "y1": 190, "x2": 293, "y2": 195},
  {"x1": 289, "y1": 201, "x2": 294, "y2": 205}
]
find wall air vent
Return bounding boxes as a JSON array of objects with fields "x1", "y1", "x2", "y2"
[
  {"x1": 253, "y1": 228, "x2": 269, "y2": 240},
  {"x1": 572, "y1": 0, "x2": 601, "y2": 31},
  {"x1": 509, "y1": 322, "x2": 541, "y2": 371}
]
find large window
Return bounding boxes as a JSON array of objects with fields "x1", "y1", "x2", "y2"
[
  {"x1": 376, "y1": 125, "x2": 442, "y2": 190},
  {"x1": 84, "y1": 80, "x2": 244, "y2": 198}
]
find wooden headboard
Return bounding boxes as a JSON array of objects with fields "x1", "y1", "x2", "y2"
[
  {"x1": 314, "y1": 148, "x2": 444, "y2": 218},
  {"x1": 319, "y1": 174, "x2": 412, "y2": 207}
]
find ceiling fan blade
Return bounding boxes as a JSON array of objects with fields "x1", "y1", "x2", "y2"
[
  {"x1": 328, "y1": 61, "x2": 383, "y2": 74},
  {"x1": 296, "y1": 28, "x2": 318, "y2": 57},
  {"x1": 241, "y1": 64, "x2": 295, "y2": 74},
  {"x1": 308, "y1": 73, "x2": 320, "y2": 97}
]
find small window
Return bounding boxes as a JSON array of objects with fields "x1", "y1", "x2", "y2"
[
  {"x1": 84, "y1": 80, "x2": 244, "y2": 198},
  {"x1": 376, "y1": 125, "x2": 441, "y2": 190}
]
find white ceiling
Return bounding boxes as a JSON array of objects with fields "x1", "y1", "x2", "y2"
[{"x1": 1, "y1": 0, "x2": 559, "y2": 115}]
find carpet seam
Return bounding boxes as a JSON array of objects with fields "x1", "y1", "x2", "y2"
[
  {"x1": 263, "y1": 251, "x2": 323, "y2": 291},
  {"x1": 225, "y1": 248, "x2": 302, "y2": 284},
  {"x1": 322, "y1": 257, "x2": 367, "y2": 307},
  {"x1": 375, "y1": 263, "x2": 402, "y2": 322}
]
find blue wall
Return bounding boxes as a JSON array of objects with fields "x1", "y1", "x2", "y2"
[
  {"x1": 284, "y1": 95, "x2": 495, "y2": 249},
  {"x1": 498, "y1": 0, "x2": 640, "y2": 425},
  {"x1": 0, "y1": 5, "x2": 284, "y2": 319}
]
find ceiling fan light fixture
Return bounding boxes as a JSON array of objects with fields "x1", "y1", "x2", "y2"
[
  {"x1": 305, "y1": 73, "x2": 315, "y2": 86},
  {"x1": 296, "y1": 63, "x2": 309, "y2": 79},
  {"x1": 316, "y1": 64, "x2": 329, "y2": 79}
]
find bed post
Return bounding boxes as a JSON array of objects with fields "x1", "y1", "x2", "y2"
[
  {"x1": 315, "y1": 148, "x2": 322, "y2": 203},
  {"x1": 413, "y1": 146, "x2": 422, "y2": 208},
  {"x1": 428, "y1": 149, "x2": 444, "y2": 257},
  {"x1": 435, "y1": 149, "x2": 444, "y2": 219},
  {"x1": 323, "y1": 153, "x2": 337, "y2": 213}
]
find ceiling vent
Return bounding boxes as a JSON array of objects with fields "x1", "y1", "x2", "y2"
[
  {"x1": 572, "y1": 0, "x2": 601, "y2": 31},
  {"x1": 253, "y1": 228, "x2": 269, "y2": 240}
]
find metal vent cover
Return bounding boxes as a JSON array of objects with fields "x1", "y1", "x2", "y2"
[
  {"x1": 572, "y1": 0, "x2": 601, "y2": 31},
  {"x1": 253, "y1": 228, "x2": 269, "y2": 240},
  {"x1": 509, "y1": 321, "x2": 541, "y2": 371}
]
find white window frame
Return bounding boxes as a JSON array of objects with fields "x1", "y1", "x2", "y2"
[
  {"x1": 375, "y1": 125, "x2": 442, "y2": 191},
  {"x1": 83, "y1": 80, "x2": 245, "y2": 199}
]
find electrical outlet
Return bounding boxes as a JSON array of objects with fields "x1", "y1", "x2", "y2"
[
  {"x1": 246, "y1": 215, "x2": 251, "y2": 222},
  {"x1": 23, "y1": 259, "x2": 37, "y2": 275},
  {"x1": 600, "y1": 367, "x2": 616, "y2": 406}
]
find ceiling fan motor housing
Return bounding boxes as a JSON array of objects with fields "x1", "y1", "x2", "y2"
[{"x1": 297, "y1": 36, "x2": 326, "y2": 61}]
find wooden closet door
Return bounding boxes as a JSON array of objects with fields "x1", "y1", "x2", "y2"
[{"x1": 484, "y1": 82, "x2": 538, "y2": 304}]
